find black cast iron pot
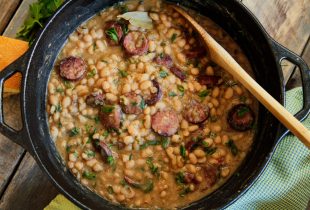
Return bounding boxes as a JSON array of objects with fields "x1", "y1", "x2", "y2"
[{"x1": 0, "y1": 0, "x2": 309, "y2": 209}]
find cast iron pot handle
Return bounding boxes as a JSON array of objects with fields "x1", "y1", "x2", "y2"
[
  {"x1": 0, "y1": 52, "x2": 33, "y2": 152},
  {"x1": 271, "y1": 40, "x2": 310, "y2": 136}
]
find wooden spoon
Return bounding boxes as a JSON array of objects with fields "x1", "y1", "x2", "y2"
[{"x1": 172, "y1": 5, "x2": 310, "y2": 148}]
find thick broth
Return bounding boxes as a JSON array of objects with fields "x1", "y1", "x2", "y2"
[{"x1": 47, "y1": 1, "x2": 257, "y2": 209}]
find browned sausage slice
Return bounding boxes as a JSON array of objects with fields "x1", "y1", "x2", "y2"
[
  {"x1": 169, "y1": 66, "x2": 186, "y2": 81},
  {"x1": 86, "y1": 92, "x2": 105, "y2": 107},
  {"x1": 105, "y1": 21, "x2": 123, "y2": 45},
  {"x1": 123, "y1": 31, "x2": 149, "y2": 55},
  {"x1": 184, "y1": 47, "x2": 206, "y2": 59},
  {"x1": 100, "y1": 105, "x2": 122, "y2": 129},
  {"x1": 151, "y1": 110, "x2": 179, "y2": 136},
  {"x1": 183, "y1": 100, "x2": 209, "y2": 124},
  {"x1": 154, "y1": 54, "x2": 173, "y2": 68},
  {"x1": 120, "y1": 92, "x2": 143, "y2": 114},
  {"x1": 227, "y1": 104, "x2": 255, "y2": 131},
  {"x1": 197, "y1": 75, "x2": 221, "y2": 88},
  {"x1": 145, "y1": 80, "x2": 162, "y2": 106},
  {"x1": 59, "y1": 56, "x2": 86, "y2": 81},
  {"x1": 204, "y1": 165, "x2": 219, "y2": 188}
]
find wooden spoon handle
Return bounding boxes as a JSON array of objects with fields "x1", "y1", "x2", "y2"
[{"x1": 172, "y1": 6, "x2": 310, "y2": 148}]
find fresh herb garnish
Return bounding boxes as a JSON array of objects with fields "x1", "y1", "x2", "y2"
[
  {"x1": 179, "y1": 186, "x2": 191, "y2": 197},
  {"x1": 116, "y1": 3, "x2": 128, "y2": 13},
  {"x1": 159, "y1": 52, "x2": 164, "y2": 59},
  {"x1": 177, "y1": 85, "x2": 185, "y2": 96},
  {"x1": 159, "y1": 70, "x2": 168, "y2": 78},
  {"x1": 64, "y1": 80, "x2": 73, "y2": 89},
  {"x1": 16, "y1": 0, "x2": 64, "y2": 44},
  {"x1": 140, "y1": 98, "x2": 146, "y2": 110},
  {"x1": 118, "y1": 69, "x2": 128, "y2": 78},
  {"x1": 82, "y1": 171, "x2": 96, "y2": 180},
  {"x1": 107, "y1": 156, "x2": 115, "y2": 166},
  {"x1": 198, "y1": 89, "x2": 210, "y2": 98},
  {"x1": 87, "y1": 68, "x2": 97, "y2": 78},
  {"x1": 129, "y1": 153, "x2": 133, "y2": 160},
  {"x1": 107, "y1": 186, "x2": 114, "y2": 194},
  {"x1": 226, "y1": 139, "x2": 238, "y2": 156},
  {"x1": 237, "y1": 106, "x2": 249, "y2": 117},
  {"x1": 85, "y1": 150, "x2": 95, "y2": 158},
  {"x1": 94, "y1": 115, "x2": 100, "y2": 124},
  {"x1": 161, "y1": 137, "x2": 170, "y2": 149},
  {"x1": 204, "y1": 146, "x2": 217, "y2": 155},
  {"x1": 69, "y1": 127, "x2": 80, "y2": 137},
  {"x1": 169, "y1": 91, "x2": 177, "y2": 97},
  {"x1": 101, "y1": 105, "x2": 114, "y2": 113},
  {"x1": 146, "y1": 157, "x2": 159, "y2": 176},
  {"x1": 175, "y1": 171, "x2": 185, "y2": 185},
  {"x1": 66, "y1": 145, "x2": 71, "y2": 153},
  {"x1": 55, "y1": 87, "x2": 64, "y2": 93},
  {"x1": 105, "y1": 27, "x2": 119, "y2": 42},
  {"x1": 209, "y1": 132, "x2": 217, "y2": 139},
  {"x1": 55, "y1": 104, "x2": 62, "y2": 112},
  {"x1": 171, "y1": 33, "x2": 177, "y2": 42},
  {"x1": 180, "y1": 145, "x2": 186, "y2": 158}
]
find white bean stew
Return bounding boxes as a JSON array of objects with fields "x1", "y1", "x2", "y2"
[{"x1": 47, "y1": 1, "x2": 257, "y2": 209}]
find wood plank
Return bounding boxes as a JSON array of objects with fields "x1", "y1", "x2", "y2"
[
  {"x1": 0, "y1": 0, "x2": 48, "y2": 196},
  {"x1": 0, "y1": 0, "x2": 22, "y2": 34},
  {"x1": 4, "y1": 0, "x2": 37, "y2": 38},
  {"x1": 286, "y1": 37, "x2": 310, "y2": 90},
  {"x1": 242, "y1": 0, "x2": 310, "y2": 83},
  {"x1": 0, "y1": 153, "x2": 59, "y2": 210}
]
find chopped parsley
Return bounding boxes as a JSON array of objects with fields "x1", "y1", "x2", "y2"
[
  {"x1": 129, "y1": 153, "x2": 133, "y2": 160},
  {"x1": 69, "y1": 127, "x2": 80, "y2": 137},
  {"x1": 116, "y1": 3, "x2": 128, "y2": 13},
  {"x1": 198, "y1": 89, "x2": 210, "y2": 98},
  {"x1": 101, "y1": 105, "x2": 114, "y2": 113},
  {"x1": 55, "y1": 104, "x2": 62, "y2": 112},
  {"x1": 107, "y1": 156, "x2": 115, "y2": 166},
  {"x1": 139, "y1": 98, "x2": 146, "y2": 110},
  {"x1": 85, "y1": 150, "x2": 95, "y2": 158},
  {"x1": 180, "y1": 145, "x2": 186, "y2": 158},
  {"x1": 175, "y1": 171, "x2": 185, "y2": 185},
  {"x1": 107, "y1": 186, "x2": 114, "y2": 194},
  {"x1": 146, "y1": 157, "x2": 159, "y2": 176},
  {"x1": 204, "y1": 146, "x2": 217, "y2": 155},
  {"x1": 240, "y1": 95, "x2": 247, "y2": 103},
  {"x1": 237, "y1": 106, "x2": 249, "y2": 117},
  {"x1": 64, "y1": 80, "x2": 73, "y2": 89},
  {"x1": 171, "y1": 33, "x2": 177, "y2": 42},
  {"x1": 161, "y1": 137, "x2": 170, "y2": 149},
  {"x1": 159, "y1": 70, "x2": 169, "y2": 78},
  {"x1": 226, "y1": 139, "x2": 239, "y2": 156},
  {"x1": 66, "y1": 145, "x2": 71, "y2": 153},
  {"x1": 118, "y1": 69, "x2": 128, "y2": 78},
  {"x1": 169, "y1": 91, "x2": 177, "y2": 97},
  {"x1": 82, "y1": 171, "x2": 96, "y2": 180},
  {"x1": 87, "y1": 68, "x2": 97, "y2": 78},
  {"x1": 55, "y1": 87, "x2": 64, "y2": 93},
  {"x1": 177, "y1": 85, "x2": 185, "y2": 96},
  {"x1": 105, "y1": 27, "x2": 119, "y2": 42},
  {"x1": 179, "y1": 186, "x2": 191, "y2": 197},
  {"x1": 94, "y1": 115, "x2": 100, "y2": 124}
]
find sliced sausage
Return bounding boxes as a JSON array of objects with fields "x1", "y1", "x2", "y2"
[
  {"x1": 204, "y1": 165, "x2": 219, "y2": 188},
  {"x1": 154, "y1": 54, "x2": 173, "y2": 68},
  {"x1": 120, "y1": 92, "x2": 143, "y2": 114},
  {"x1": 184, "y1": 48, "x2": 206, "y2": 59},
  {"x1": 197, "y1": 75, "x2": 221, "y2": 88},
  {"x1": 185, "y1": 129, "x2": 205, "y2": 151},
  {"x1": 169, "y1": 66, "x2": 186, "y2": 81},
  {"x1": 105, "y1": 21, "x2": 123, "y2": 45},
  {"x1": 86, "y1": 92, "x2": 105, "y2": 107},
  {"x1": 151, "y1": 110, "x2": 179, "y2": 136},
  {"x1": 183, "y1": 100, "x2": 209, "y2": 124},
  {"x1": 145, "y1": 80, "x2": 162, "y2": 106},
  {"x1": 100, "y1": 105, "x2": 122, "y2": 129},
  {"x1": 184, "y1": 172, "x2": 195, "y2": 184},
  {"x1": 59, "y1": 56, "x2": 86, "y2": 81},
  {"x1": 227, "y1": 104, "x2": 255, "y2": 131},
  {"x1": 123, "y1": 31, "x2": 149, "y2": 55}
]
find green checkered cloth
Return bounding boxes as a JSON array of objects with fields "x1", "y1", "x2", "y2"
[{"x1": 45, "y1": 88, "x2": 310, "y2": 210}]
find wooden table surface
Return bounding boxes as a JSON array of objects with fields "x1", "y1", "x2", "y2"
[{"x1": 0, "y1": 0, "x2": 309, "y2": 209}]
